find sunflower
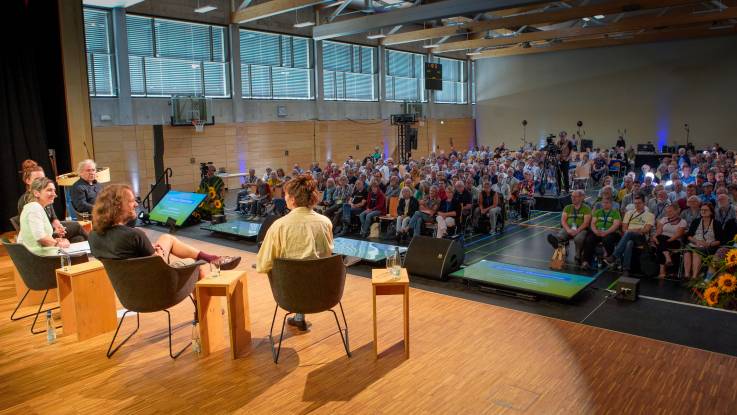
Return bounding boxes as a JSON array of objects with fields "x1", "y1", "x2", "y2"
[
  {"x1": 718, "y1": 274, "x2": 736, "y2": 293},
  {"x1": 214, "y1": 200, "x2": 222, "y2": 209},
  {"x1": 208, "y1": 187, "x2": 217, "y2": 199},
  {"x1": 725, "y1": 249, "x2": 737, "y2": 268},
  {"x1": 704, "y1": 286, "x2": 720, "y2": 306}
]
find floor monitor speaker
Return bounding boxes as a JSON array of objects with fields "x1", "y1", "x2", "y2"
[{"x1": 404, "y1": 236, "x2": 464, "y2": 281}]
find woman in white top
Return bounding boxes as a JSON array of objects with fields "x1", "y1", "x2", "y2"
[
  {"x1": 652, "y1": 204, "x2": 687, "y2": 278},
  {"x1": 18, "y1": 177, "x2": 70, "y2": 256}
]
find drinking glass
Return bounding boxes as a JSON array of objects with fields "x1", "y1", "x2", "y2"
[{"x1": 60, "y1": 254, "x2": 71, "y2": 272}]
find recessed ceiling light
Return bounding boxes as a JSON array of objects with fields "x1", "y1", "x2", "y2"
[
  {"x1": 422, "y1": 44, "x2": 439, "y2": 48},
  {"x1": 367, "y1": 33, "x2": 387, "y2": 39},
  {"x1": 582, "y1": 17, "x2": 591, "y2": 21},
  {"x1": 594, "y1": 14, "x2": 605, "y2": 19},
  {"x1": 293, "y1": 21, "x2": 315, "y2": 28},
  {"x1": 194, "y1": 5, "x2": 217, "y2": 13},
  {"x1": 466, "y1": 52, "x2": 481, "y2": 56}
]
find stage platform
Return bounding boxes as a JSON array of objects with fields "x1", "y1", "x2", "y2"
[{"x1": 450, "y1": 260, "x2": 596, "y2": 300}]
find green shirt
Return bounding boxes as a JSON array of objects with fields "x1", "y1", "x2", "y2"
[
  {"x1": 563, "y1": 204, "x2": 591, "y2": 228},
  {"x1": 592, "y1": 208, "x2": 621, "y2": 230}
]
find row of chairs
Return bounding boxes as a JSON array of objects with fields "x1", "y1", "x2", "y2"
[{"x1": 3, "y1": 234, "x2": 349, "y2": 363}]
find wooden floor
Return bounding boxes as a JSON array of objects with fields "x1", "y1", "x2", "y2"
[{"x1": 1, "y1": 230, "x2": 736, "y2": 414}]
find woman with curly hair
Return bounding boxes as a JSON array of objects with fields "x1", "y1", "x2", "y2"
[{"x1": 88, "y1": 184, "x2": 240, "y2": 272}]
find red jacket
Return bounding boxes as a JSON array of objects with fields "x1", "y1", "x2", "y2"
[{"x1": 366, "y1": 190, "x2": 386, "y2": 214}]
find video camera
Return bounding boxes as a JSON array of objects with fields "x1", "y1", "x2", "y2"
[{"x1": 544, "y1": 134, "x2": 559, "y2": 155}]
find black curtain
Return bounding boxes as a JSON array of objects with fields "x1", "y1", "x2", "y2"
[{"x1": 0, "y1": 0, "x2": 72, "y2": 232}]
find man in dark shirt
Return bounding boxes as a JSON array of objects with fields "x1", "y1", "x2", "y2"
[
  {"x1": 71, "y1": 159, "x2": 103, "y2": 216},
  {"x1": 89, "y1": 184, "x2": 240, "y2": 271},
  {"x1": 338, "y1": 179, "x2": 367, "y2": 236}
]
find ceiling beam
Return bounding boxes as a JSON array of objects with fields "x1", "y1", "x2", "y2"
[
  {"x1": 312, "y1": 0, "x2": 548, "y2": 41},
  {"x1": 382, "y1": 0, "x2": 701, "y2": 46},
  {"x1": 232, "y1": 0, "x2": 333, "y2": 24},
  {"x1": 434, "y1": 7, "x2": 737, "y2": 52},
  {"x1": 470, "y1": 25, "x2": 737, "y2": 59}
]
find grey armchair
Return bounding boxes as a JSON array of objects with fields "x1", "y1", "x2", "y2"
[
  {"x1": 98, "y1": 256, "x2": 205, "y2": 359},
  {"x1": 2, "y1": 238, "x2": 87, "y2": 334},
  {"x1": 267, "y1": 255, "x2": 350, "y2": 363}
]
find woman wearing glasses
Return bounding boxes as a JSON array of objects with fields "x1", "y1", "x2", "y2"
[{"x1": 683, "y1": 203, "x2": 724, "y2": 279}]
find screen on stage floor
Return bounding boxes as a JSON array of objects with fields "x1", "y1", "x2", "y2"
[
  {"x1": 450, "y1": 260, "x2": 595, "y2": 299},
  {"x1": 333, "y1": 238, "x2": 407, "y2": 262},
  {"x1": 149, "y1": 191, "x2": 206, "y2": 226},
  {"x1": 201, "y1": 221, "x2": 261, "y2": 237}
]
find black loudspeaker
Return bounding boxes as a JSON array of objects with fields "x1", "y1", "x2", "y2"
[
  {"x1": 581, "y1": 139, "x2": 593, "y2": 150},
  {"x1": 404, "y1": 236, "x2": 464, "y2": 281}
]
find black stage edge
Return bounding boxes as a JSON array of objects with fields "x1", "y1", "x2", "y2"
[{"x1": 534, "y1": 193, "x2": 572, "y2": 212}]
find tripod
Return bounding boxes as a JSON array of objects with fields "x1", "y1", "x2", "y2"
[{"x1": 539, "y1": 151, "x2": 564, "y2": 196}]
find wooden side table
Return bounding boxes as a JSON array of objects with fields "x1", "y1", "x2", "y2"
[
  {"x1": 195, "y1": 270, "x2": 251, "y2": 359},
  {"x1": 55, "y1": 260, "x2": 118, "y2": 341},
  {"x1": 372, "y1": 268, "x2": 410, "y2": 359}
]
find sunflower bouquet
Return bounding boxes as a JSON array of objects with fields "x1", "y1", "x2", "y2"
[{"x1": 692, "y1": 239, "x2": 737, "y2": 310}]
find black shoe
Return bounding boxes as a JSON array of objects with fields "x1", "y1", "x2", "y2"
[
  {"x1": 547, "y1": 234, "x2": 560, "y2": 249},
  {"x1": 287, "y1": 317, "x2": 309, "y2": 331},
  {"x1": 602, "y1": 255, "x2": 616, "y2": 266},
  {"x1": 215, "y1": 256, "x2": 241, "y2": 271}
]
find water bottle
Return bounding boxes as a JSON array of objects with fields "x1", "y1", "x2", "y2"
[
  {"x1": 391, "y1": 247, "x2": 401, "y2": 277},
  {"x1": 191, "y1": 321, "x2": 202, "y2": 356},
  {"x1": 46, "y1": 310, "x2": 57, "y2": 344}
]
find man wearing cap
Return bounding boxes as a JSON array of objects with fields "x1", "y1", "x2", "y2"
[{"x1": 700, "y1": 182, "x2": 716, "y2": 205}]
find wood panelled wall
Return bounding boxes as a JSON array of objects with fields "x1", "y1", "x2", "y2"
[{"x1": 93, "y1": 118, "x2": 475, "y2": 193}]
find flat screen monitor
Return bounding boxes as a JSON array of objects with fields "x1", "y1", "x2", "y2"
[
  {"x1": 148, "y1": 191, "x2": 206, "y2": 226},
  {"x1": 450, "y1": 260, "x2": 595, "y2": 300}
]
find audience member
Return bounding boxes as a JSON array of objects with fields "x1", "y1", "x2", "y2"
[
  {"x1": 683, "y1": 203, "x2": 722, "y2": 279},
  {"x1": 605, "y1": 194, "x2": 655, "y2": 277},
  {"x1": 395, "y1": 186, "x2": 419, "y2": 242},
  {"x1": 652, "y1": 204, "x2": 687, "y2": 278},
  {"x1": 358, "y1": 181, "x2": 386, "y2": 238},
  {"x1": 582, "y1": 196, "x2": 621, "y2": 269},
  {"x1": 547, "y1": 190, "x2": 591, "y2": 264}
]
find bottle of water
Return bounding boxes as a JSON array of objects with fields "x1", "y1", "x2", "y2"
[
  {"x1": 46, "y1": 310, "x2": 57, "y2": 344},
  {"x1": 191, "y1": 321, "x2": 201, "y2": 356}
]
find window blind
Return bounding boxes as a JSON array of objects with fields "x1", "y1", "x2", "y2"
[
  {"x1": 322, "y1": 41, "x2": 376, "y2": 101},
  {"x1": 83, "y1": 8, "x2": 117, "y2": 96},
  {"x1": 385, "y1": 50, "x2": 425, "y2": 102},
  {"x1": 126, "y1": 15, "x2": 229, "y2": 98},
  {"x1": 433, "y1": 57, "x2": 467, "y2": 104},
  {"x1": 239, "y1": 30, "x2": 312, "y2": 100}
]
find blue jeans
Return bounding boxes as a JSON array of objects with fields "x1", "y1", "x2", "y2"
[
  {"x1": 612, "y1": 231, "x2": 645, "y2": 270},
  {"x1": 342, "y1": 204, "x2": 362, "y2": 224},
  {"x1": 409, "y1": 211, "x2": 432, "y2": 236},
  {"x1": 359, "y1": 210, "x2": 382, "y2": 235}
]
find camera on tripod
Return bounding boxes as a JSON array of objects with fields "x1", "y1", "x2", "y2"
[{"x1": 544, "y1": 134, "x2": 559, "y2": 154}]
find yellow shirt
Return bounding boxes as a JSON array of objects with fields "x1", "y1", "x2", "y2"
[{"x1": 256, "y1": 207, "x2": 334, "y2": 274}]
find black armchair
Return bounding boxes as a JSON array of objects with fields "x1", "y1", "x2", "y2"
[
  {"x1": 267, "y1": 255, "x2": 350, "y2": 363},
  {"x1": 2, "y1": 238, "x2": 86, "y2": 334},
  {"x1": 98, "y1": 256, "x2": 205, "y2": 359}
]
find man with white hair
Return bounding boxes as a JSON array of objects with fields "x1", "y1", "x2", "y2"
[{"x1": 71, "y1": 159, "x2": 102, "y2": 216}]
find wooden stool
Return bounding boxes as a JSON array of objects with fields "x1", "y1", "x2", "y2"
[
  {"x1": 372, "y1": 268, "x2": 410, "y2": 359},
  {"x1": 195, "y1": 270, "x2": 251, "y2": 359},
  {"x1": 55, "y1": 260, "x2": 118, "y2": 341}
]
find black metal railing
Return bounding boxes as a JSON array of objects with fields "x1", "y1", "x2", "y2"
[{"x1": 139, "y1": 168, "x2": 172, "y2": 213}]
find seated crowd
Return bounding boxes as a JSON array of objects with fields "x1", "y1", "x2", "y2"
[{"x1": 13, "y1": 139, "x2": 737, "y2": 283}]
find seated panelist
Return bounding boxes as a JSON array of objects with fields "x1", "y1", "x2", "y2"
[
  {"x1": 17, "y1": 160, "x2": 86, "y2": 242},
  {"x1": 71, "y1": 159, "x2": 102, "y2": 216},
  {"x1": 89, "y1": 184, "x2": 240, "y2": 276},
  {"x1": 17, "y1": 177, "x2": 70, "y2": 256}
]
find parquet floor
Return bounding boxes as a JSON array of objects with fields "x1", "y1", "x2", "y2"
[{"x1": 1, "y1": 229, "x2": 736, "y2": 414}]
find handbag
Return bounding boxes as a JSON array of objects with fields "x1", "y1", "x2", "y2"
[
  {"x1": 369, "y1": 222, "x2": 381, "y2": 238},
  {"x1": 550, "y1": 245, "x2": 566, "y2": 270}
]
